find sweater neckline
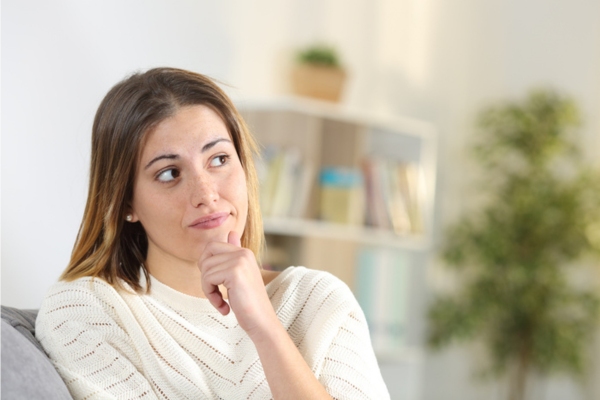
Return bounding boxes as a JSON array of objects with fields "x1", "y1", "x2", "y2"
[{"x1": 144, "y1": 266, "x2": 299, "y2": 313}]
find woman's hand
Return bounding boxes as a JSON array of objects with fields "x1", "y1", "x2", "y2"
[
  {"x1": 199, "y1": 232, "x2": 333, "y2": 399},
  {"x1": 198, "y1": 231, "x2": 277, "y2": 338}
]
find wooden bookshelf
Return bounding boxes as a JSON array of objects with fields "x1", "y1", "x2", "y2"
[{"x1": 236, "y1": 95, "x2": 437, "y2": 252}]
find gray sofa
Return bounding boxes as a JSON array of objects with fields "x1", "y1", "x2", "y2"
[{"x1": 1, "y1": 306, "x2": 72, "y2": 399}]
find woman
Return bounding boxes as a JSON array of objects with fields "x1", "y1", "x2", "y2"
[{"x1": 36, "y1": 67, "x2": 390, "y2": 399}]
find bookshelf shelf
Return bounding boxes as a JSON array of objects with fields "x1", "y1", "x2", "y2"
[{"x1": 263, "y1": 217, "x2": 429, "y2": 250}]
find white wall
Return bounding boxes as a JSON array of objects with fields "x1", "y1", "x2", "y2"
[
  {"x1": 1, "y1": 0, "x2": 235, "y2": 308},
  {"x1": 3, "y1": 0, "x2": 600, "y2": 398}
]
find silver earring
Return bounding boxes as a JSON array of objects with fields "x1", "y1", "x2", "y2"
[{"x1": 126, "y1": 214, "x2": 133, "y2": 222}]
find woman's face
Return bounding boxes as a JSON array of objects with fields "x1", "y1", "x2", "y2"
[{"x1": 130, "y1": 105, "x2": 248, "y2": 268}]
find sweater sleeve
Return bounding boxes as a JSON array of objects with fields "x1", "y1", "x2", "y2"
[
  {"x1": 317, "y1": 294, "x2": 391, "y2": 400},
  {"x1": 282, "y1": 268, "x2": 390, "y2": 400},
  {"x1": 35, "y1": 279, "x2": 158, "y2": 400}
]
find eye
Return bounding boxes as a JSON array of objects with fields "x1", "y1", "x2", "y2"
[
  {"x1": 156, "y1": 168, "x2": 180, "y2": 183},
  {"x1": 210, "y1": 154, "x2": 230, "y2": 167}
]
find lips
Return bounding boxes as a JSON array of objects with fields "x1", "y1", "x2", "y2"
[{"x1": 188, "y1": 212, "x2": 230, "y2": 229}]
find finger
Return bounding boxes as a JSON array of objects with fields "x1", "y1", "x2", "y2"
[
  {"x1": 205, "y1": 287, "x2": 230, "y2": 316},
  {"x1": 198, "y1": 241, "x2": 240, "y2": 272},
  {"x1": 201, "y1": 269, "x2": 231, "y2": 315},
  {"x1": 198, "y1": 240, "x2": 234, "y2": 267},
  {"x1": 228, "y1": 231, "x2": 242, "y2": 247},
  {"x1": 200, "y1": 251, "x2": 244, "y2": 274}
]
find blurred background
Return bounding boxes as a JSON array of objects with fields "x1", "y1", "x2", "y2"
[{"x1": 2, "y1": 1, "x2": 600, "y2": 399}]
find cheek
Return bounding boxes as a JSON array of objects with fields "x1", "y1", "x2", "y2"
[
  {"x1": 132, "y1": 182, "x2": 167, "y2": 223},
  {"x1": 232, "y1": 169, "x2": 249, "y2": 218}
]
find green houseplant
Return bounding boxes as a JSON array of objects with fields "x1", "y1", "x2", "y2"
[
  {"x1": 427, "y1": 89, "x2": 600, "y2": 400},
  {"x1": 291, "y1": 44, "x2": 346, "y2": 102}
]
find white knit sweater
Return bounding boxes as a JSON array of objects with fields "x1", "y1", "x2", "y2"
[{"x1": 36, "y1": 267, "x2": 390, "y2": 399}]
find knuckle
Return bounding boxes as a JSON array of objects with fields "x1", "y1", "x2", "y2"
[{"x1": 240, "y1": 248, "x2": 254, "y2": 260}]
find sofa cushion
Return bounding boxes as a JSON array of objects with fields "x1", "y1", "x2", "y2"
[
  {"x1": 1, "y1": 306, "x2": 42, "y2": 352},
  {"x1": 1, "y1": 308, "x2": 72, "y2": 399}
]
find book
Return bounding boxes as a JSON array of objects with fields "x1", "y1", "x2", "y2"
[
  {"x1": 270, "y1": 148, "x2": 300, "y2": 217},
  {"x1": 256, "y1": 145, "x2": 282, "y2": 216},
  {"x1": 289, "y1": 158, "x2": 316, "y2": 219},
  {"x1": 355, "y1": 246, "x2": 410, "y2": 353},
  {"x1": 362, "y1": 159, "x2": 391, "y2": 230},
  {"x1": 362, "y1": 157, "x2": 425, "y2": 235},
  {"x1": 387, "y1": 160, "x2": 412, "y2": 234},
  {"x1": 257, "y1": 145, "x2": 315, "y2": 219},
  {"x1": 319, "y1": 167, "x2": 364, "y2": 225}
]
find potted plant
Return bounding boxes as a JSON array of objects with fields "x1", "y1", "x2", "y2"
[
  {"x1": 427, "y1": 89, "x2": 600, "y2": 400},
  {"x1": 291, "y1": 44, "x2": 346, "y2": 102}
]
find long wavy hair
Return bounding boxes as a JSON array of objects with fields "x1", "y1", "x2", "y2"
[{"x1": 60, "y1": 68, "x2": 264, "y2": 292}]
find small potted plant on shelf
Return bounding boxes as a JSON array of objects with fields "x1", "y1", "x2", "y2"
[
  {"x1": 427, "y1": 89, "x2": 600, "y2": 400},
  {"x1": 291, "y1": 44, "x2": 346, "y2": 103}
]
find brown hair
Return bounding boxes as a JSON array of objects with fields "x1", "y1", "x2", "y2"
[{"x1": 60, "y1": 67, "x2": 264, "y2": 292}]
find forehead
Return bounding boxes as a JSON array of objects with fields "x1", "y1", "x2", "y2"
[{"x1": 140, "y1": 105, "x2": 232, "y2": 159}]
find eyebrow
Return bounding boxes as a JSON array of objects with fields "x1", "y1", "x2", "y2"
[
  {"x1": 202, "y1": 137, "x2": 231, "y2": 153},
  {"x1": 144, "y1": 138, "x2": 232, "y2": 170}
]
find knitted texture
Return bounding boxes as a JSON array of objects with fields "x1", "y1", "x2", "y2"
[{"x1": 36, "y1": 266, "x2": 390, "y2": 399}]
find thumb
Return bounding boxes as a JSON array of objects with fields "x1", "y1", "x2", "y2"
[{"x1": 227, "y1": 231, "x2": 242, "y2": 247}]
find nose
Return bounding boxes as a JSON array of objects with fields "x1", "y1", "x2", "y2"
[{"x1": 190, "y1": 170, "x2": 219, "y2": 208}]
